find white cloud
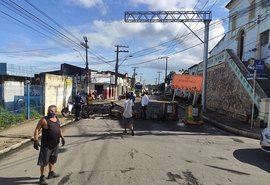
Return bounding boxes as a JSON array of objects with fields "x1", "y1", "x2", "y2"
[
  {"x1": 76, "y1": 20, "x2": 190, "y2": 49},
  {"x1": 66, "y1": 15, "x2": 225, "y2": 73},
  {"x1": 130, "y1": 0, "x2": 197, "y2": 10},
  {"x1": 65, "y1": 0, "x2": 108, "y2": 14},
  {"x1": 66, "y1": 0, "x2": 102, "y2": 8}
]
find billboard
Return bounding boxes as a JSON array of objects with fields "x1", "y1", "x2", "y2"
[
  {"x1": 172, "y1": 74, "x2": 203, "y2": 92},
  {"x1": 91, "y1": 73, "x2": 113, "y2": 84},
  {"x1": 246, "y1": 58, "x2": 268, "y2": 80}
]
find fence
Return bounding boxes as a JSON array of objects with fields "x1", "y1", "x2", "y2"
[{"x1": 0, "y1": 83, "x2": 44, "y2": 120}]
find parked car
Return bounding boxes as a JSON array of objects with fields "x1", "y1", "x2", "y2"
[{"x1": 260, "y1": 127, "x2": 270, "y2": 153}]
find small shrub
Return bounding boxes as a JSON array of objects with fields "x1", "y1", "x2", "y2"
[
  {"x1": 15, "y1": 113, "x2": 26, "y2": 123},
  {"x1": 30, "y1": 109, "x2": 41, "y2": 119},
  {"x1": 0, "y1": 107, "x2": 41, "y2": 127},
  {"x1": 0, "y1": 111, "x2": 16, "y2": 126}
]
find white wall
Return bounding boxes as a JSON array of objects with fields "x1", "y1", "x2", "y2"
[
  {"x1": 210, "y1": 0, "x2": 270, "y2": 62},
  {"x1": 4, "y1": 81, "x2": 24, "y2": 110},
  {"x1": 44, "y1": 74, "x2": 73, "y2": 114}
]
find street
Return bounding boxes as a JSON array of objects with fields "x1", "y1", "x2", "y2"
[{"x1": 0, "y1": 116, "x2": 269, "y2": 185}]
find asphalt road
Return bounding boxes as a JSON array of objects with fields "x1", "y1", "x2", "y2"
[{"x1": 0, "y1": 117, "x2": 269, "y2": 185}]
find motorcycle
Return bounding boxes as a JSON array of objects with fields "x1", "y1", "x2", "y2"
[
  {"x1": 61, "y1": 103, "x2": 77, "y2": 118},
  {"x1": 118, "y1": 94, "x2": 126, "y2": 100},
  {"x1": 96, "y1": 94, "x2": 104, "y2": 100}
]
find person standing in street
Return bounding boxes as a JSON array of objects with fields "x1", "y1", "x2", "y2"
[
  {"x1": 33, "y1": 105, "x2": 65, "y2": 185},
  {"x1": 122, "y1": 93, "x2": 135, "y2": 136},
  {"x1": 141, "y1": 91, "x2": 149, "y2": 119},
  {"x1": 74, "y1": 92, "x2": 81, "y2": 121},
  {"x1": 87, "y1": 92, "x2": 95, "y2": 105}
]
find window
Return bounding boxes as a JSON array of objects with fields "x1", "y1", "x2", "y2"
[
  {"x1": 260, "y1": 30, "x2": 269, "y2": 46},
  {"x1": 260, "y1": 0, "x2": 268, "y2": 7},
  {"x1": 232, "y1": 15, "x2": 236, "y2": 30},
  {"x1": 249, "y1": 0, "x2": 256, "y2": 20}
]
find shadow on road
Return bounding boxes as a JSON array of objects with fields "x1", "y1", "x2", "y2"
[
  {"x1": 233, "y1": 148, "x2": 270, "y2": 173},
  {"x1": 64, "y1": 117, "x2": 230, "y2": 146},
  {"x1": 0, "y1": 177, "x2": 39, "y2": 185},
  {"x1": 123, "y1": 118, "x2": 229, "y2": 136}
]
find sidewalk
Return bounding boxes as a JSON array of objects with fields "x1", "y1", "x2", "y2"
[
  {"x1": 178, "y1": 103, "x2": 263, "y2": 140},
  {"x1": 0, "y1": 115, "x2": 74, "y2": 156},
  {"x1": 202, "y1": 110, "x2": 262, "y2": 140}
]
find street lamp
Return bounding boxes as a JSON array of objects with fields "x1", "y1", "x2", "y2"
[
  {"x1": 120, "y1": 55, "x2": 133, "y2": 66},
  {"x1": 73, "y1": 49, "x2": 86, "y2": 63}
]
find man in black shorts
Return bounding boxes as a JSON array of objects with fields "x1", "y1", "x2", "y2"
[
  {"x1": 122, "y1": 93, "x2": 135, "y2": 136},
  {"x1": 33, "y1": 105, "x2": 65, "y2": 185}
]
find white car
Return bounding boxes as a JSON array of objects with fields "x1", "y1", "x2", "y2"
[{"x1": 260, "y1": 127, "x2": 270, "y2": 153}]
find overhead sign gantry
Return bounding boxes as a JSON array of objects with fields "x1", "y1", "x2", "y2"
[{"x1": 124, "y1": 11, "x2": 212, "y2": 112}]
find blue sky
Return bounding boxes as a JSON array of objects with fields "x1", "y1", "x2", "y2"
[{"x1": 0, "y1": 0, "x2": 230, "y2": 84}]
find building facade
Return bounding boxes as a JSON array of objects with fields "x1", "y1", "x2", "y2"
[
  {"x1": 210, "y1": 0, "x2": 270, "y2": 65},
  {"x1": 187, "y1": 0, "x2": 270, "y2": 123}
]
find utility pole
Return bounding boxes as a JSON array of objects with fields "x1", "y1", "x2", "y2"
[
  {"x1": 158, "y1": 56, "x2": 169, "y2": 97},
  {"x1": 83, "y1": 36, "x2": 89, "y2": 70},
  {"x1": 132, "y1": 67, "x2": 138, "y2": 86},
  {"x1": 115, "y1": 45, "x2": 129, "y2": 99},
  {"x1": 140, "y1": 73, "x2": 143, "y2": 83},
  {"x1": 81, "y1": 36, "x2": 89, "y2": 94},
  {"x1": 159, "y1": 56, "x2": 168, "y2": 81},
  {"x1": 157, "y1": 71, "x2": 162, "y2": 86},
  {"x1": 202, "y1": 21, "x2": 210, "y2": 112}
]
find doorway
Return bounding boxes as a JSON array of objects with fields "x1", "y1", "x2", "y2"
[
  {"x1": 95, "y1": 85, "x2": 104, "y2": 95},
  {"x1": 238, "y1": 30, "x2": 245, "y2": 61}
]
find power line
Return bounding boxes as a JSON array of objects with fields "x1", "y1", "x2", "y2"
[
  {"x1": 1, "y1": 0, "x2": 110, "y2": 64},
  {"x1": 24, "y1": 0, "x2": 82, "y2": 44},
  {"x1": 0, "y1": 0, "x2": 81, "y2": 49},
  {"x1": 123, "y1": 9, "x2": 269, "y2": 67},
  {"x1": 0, "y1": 10, "x2": 69, "y2": 48},
  {"x1": 161, "y1": 0, "x2": 202, "y2": 55},
  {"x1": 24, "y1": 0, "x2": 109, "y2": 62},
  {"x1": 13, "y1": 0, "x2": 84, "y2": 49},
  {"x1": 123, "y1": 0, "x2": 263, "y2": 59},
  {"x1": 0, "y1": 47, "x2": 60, "y2": 53}
]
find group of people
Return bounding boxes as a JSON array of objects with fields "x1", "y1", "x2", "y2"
[
  {"x1": 33, "y1": 91, "x2": 149, "y2": 184},
  {"x1": 73, "y1": 92, "x2": 99, "y2": 121}
]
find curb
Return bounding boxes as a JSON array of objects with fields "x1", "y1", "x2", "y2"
[
  {"x1": 0, "y1": 119, "x2": 75, "y2": 157},
  {"x1": 0, "y1": 138, "x2": 31, "y2": 155},
  {"x1": 202, "y1": 116, "x2": 260, "y2": 140}
]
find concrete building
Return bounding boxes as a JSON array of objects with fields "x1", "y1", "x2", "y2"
[
  {"x1": 210, "y1": 0, "x2": 270, "y2": 65},
  {"x1": 187, "y1": 0, "x2": 270, "y2": 125},
  {"x1": 0, "y1": 63, "x2": 40, "y2": 112},
  {"x1": 43, "y1": 63, "x2": 131, "y2": 100}
]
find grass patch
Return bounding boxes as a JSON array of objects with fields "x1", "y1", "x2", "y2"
[{"x1": 0, "y1": 106, "x2": 41, "y2": 127}]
